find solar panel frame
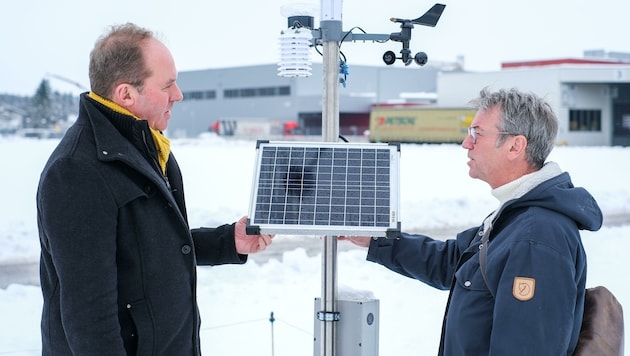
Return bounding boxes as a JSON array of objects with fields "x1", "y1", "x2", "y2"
[{"x1": 246, "y1": 140, "x2": 400, "y2": 237}]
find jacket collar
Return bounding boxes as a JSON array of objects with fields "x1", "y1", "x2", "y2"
[
  {"x1": 87, "y1": 91, "x2": 171, "y2": 174},
  {"x1": 78, "y1": 93, "x2": 171, "y2": 192}
]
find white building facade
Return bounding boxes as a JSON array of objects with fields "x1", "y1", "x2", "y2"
[{"x1": 437, "y1": 63, "x2": 630, "y2": 146}]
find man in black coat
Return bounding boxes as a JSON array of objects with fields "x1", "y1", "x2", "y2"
[{"x1": 36, "y1": 23, "x2": 273, "y2": 355}]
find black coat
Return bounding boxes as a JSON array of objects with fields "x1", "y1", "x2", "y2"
[{"x1": 37, "y1": 93, "x2": 246, "y2": 355}]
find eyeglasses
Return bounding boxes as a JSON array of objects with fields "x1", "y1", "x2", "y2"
[{"x1": 467, "y1": 127, "x2": 515, "y2": 144}]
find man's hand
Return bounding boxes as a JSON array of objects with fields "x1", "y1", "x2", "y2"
[
  {"x1": 234, "y1": 216, "x2": 274, "y2": 254},
  {"x1": 337, "y1": 236, "x2": 372, "y2": 248}
]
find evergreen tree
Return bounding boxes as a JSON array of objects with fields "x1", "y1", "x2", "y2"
[{"x1": 29, "y1": 79, "x2": 54, "y2": 128}]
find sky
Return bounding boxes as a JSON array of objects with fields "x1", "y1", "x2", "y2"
[
  {"x1": 1, "y1": 0, "x2": 629, "y2": 96},
  {"x1": 0, "y1": 136, "x2": 629, "y2": 355}
]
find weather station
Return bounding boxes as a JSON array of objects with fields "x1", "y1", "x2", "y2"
[{"x1": 249, "y1": 2, "x2": 445, "y2": 355}]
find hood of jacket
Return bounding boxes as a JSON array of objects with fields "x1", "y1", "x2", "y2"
[{"x1": 503, "y1": 169, "x2": 603, "y2": 232}]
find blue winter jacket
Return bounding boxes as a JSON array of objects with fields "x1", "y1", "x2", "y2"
[{"x1": 366, "y1": 172, "x2": 602, "y2": 355}]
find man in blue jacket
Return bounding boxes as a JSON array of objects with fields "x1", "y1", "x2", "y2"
[
  {"x1": 37, "y1": 23, "x2": 273, "y2": 355},
  {"x1": 343, "y1": 87, "x2": 602, "y2": 355}
]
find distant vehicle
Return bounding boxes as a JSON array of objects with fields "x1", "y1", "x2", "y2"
[
  {"x1": 368, "y1": 104, "x2": 474, "y2": 143},
  {"x1": 16, "y1": 127, "x2": 64, "y2": 139},
  {"x1": 209, "y1": 119, "x2": 301, "y2": 138}
]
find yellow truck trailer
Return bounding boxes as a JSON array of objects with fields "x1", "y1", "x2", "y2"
[{"x1": 368, "y1": 105, "x2": 475, "y2": 143}]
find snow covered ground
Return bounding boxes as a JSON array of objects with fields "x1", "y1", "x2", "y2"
[{"x1": 0, "y1": 135, "x2": 628, "y2": 355}]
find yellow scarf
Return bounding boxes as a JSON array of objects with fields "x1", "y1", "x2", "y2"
[{"x1": 88, "y1": 92, "x2": 170, "y2": 174}]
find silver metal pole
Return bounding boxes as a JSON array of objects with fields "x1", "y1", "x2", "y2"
[
  {"x1": 321, "y1": 41, "x2": 340, "y2": 142},
  {"x1": 318, "y1": 0, "x2": 342, "y2": 350},
  {"x1": 320, "y1": 38, "x2": 340, "y2": 356},
  {"x1": 318, "y1": 0, "x2": 342, "y2": 353}
]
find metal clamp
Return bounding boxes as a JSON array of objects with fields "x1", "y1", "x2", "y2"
[{"x1": 316, "y1": 311, "x2": 341, "y2": 322}]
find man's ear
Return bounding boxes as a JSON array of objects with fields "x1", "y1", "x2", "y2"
[
  {"x1": 507, "y1": 135, "x2": 528, "y2": 160},
  {"x1": 111, "y1": 83, "x2": 136, "y2": 108}
]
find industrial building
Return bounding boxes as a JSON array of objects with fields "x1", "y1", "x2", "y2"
[
  {"x1": 168, "y1": 63, "x2": 449, "y2": 138},
  {"x1": 169, "y1": 55, "x2": 630, "y2": 146}
]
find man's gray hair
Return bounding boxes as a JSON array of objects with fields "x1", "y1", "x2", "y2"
[{"x1": 469, "y1": 87, "x2": 558, "y2": 168}]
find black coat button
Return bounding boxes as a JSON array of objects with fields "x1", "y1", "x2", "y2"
[{"x1": 181, "y1": 245, "x2": 192, "y2": 254}]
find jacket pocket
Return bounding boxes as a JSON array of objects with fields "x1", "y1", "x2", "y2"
[
  {"x1": 454, "y1": 258, "x2": 490, "y2": 293},
  {"x1": 120, "y1": 299, "x2": 155, "y2": 356}
]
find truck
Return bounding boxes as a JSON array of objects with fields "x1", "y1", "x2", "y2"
[{"x1": 368, "y1": 105, "x2": 475, "y2": 143}]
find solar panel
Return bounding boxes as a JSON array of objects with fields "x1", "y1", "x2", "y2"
[{"x1": 246, "y1": 140, "x2": 400, "y2": 237}]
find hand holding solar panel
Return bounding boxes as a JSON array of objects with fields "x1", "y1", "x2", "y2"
[
  {"x1": 337, "y1": 235, "x2": 372, "y2": 247},
  {"x1": 234, "y1": 215, "x2": 274, "y2": 253},
  {"x1": 246, "y1": 141, "x2": 401, "y2": 237}
]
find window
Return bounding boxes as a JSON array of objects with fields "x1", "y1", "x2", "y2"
[
  {"x1": 239, "y1": 88, "x2": 256, "y2": 97},
  {"x1": 186, "y1": 91, "x2": 203, "y2": 100},
  {"x1": 224, "y1": 89, "x2": 239, "y2": 98},
  {"x1": 185, "y1": 86, "x2": 292, "y2": 100},
  {"x1": 223, "y1": 86, "x2": 291, "y2": 99},
  {"x1": 257, "y1": 87, "x2": 276, "y2": 96},
  {"x1": 278, "y1": 86, "x2": 291, "y2": 96},
  {"x1": 183, "y1": 90, "x2": 216, "y2": 101},
  {"x1": 569, "y1": 109, "x2": 601, "y2": 131}
]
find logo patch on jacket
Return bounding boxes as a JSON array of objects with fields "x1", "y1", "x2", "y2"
[{"x1": 512, "y1": 277, "x2": 535, "y2": 301}]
